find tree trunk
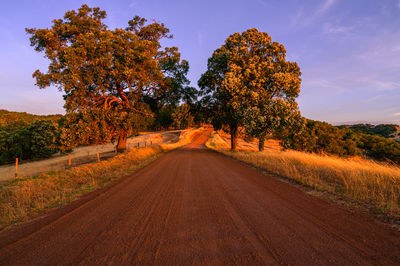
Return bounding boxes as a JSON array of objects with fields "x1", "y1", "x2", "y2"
[
  {"x1": 258, "y1": 136, "x2": 265, "y2": 151},
  {"x1": 230, "y1": 124, "x2": 238, "y2": 151},
  {"x1": 116, "y1": 129, "x2": 127, "y2": 152}
]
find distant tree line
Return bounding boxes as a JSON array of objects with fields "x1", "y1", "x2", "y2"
[
  {"x1": 338, "y1": 124, "x2": 399, "y2": 139},
  {"x1": 279, "y1": 119, "x2": 400, "y2": 164}
]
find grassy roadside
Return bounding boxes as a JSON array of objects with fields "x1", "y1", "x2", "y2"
[
  {"x1": 0, "y1": 128, "x2": 201, "y2": 230},
  {"x1": 206, "y1": 131, "x2": 400, "y2": 221}
]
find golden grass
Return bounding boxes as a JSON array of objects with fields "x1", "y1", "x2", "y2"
[
  {"x1": 0, "y1": 128, "x2": 200, "y2": 230},
  {"x1": 206, "y1": 131, "x2": 400, "y2": 216}
]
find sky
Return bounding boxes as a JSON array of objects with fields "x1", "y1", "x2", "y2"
[{"x1": 0, "y1": 0, "x2": 400, "y2": 125}]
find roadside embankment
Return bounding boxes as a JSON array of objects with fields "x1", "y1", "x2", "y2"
[
  {"x1": 0, "y1": 130, "x2": 182, "y2": 182},
  {"x1": 0, "y1": 128, "x2": 202, "y2": 230},
  {"x1": 206, "y1": 131, "x2": 400, "y2": 220}
]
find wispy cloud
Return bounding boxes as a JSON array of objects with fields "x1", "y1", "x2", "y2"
[
  {"x1": 323, "y1": 23, "x2": 354, "y2": 34},
  {"x1": 355, "y1": 29, "x2": 400, "y2": 69},
  {"x1": 342, "y1": 95, "x2": 381, "y2": 109},
  {"x1": 367, "y1": 80, "x2": 400, "y2": 91},
  {"x1": 393, "y1": 112, "x2": 400, "y2": 117},
  {"x1": 289, "y1": 0, "x2": 338, "y2": 28},
  {"x1": 303, "y1": 77, "x2": 342, "y2": 91},
  {"x1": 393, "y1": 46, "x2": 400, "y2": 52},
  {"x1": 289, "y1": 9, "x2": 304, "y2": 28},
  {"x1": 315, "y1": 0, "x2": 337, "y2": 16}
]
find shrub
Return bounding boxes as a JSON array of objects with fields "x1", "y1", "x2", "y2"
[{"x1": 0, "y1": 120, "x2": 60, "y2": 164}]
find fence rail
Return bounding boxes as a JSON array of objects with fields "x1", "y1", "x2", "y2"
[{"x1": 0, "y1": 130, "x2": 180, "y2": 182}]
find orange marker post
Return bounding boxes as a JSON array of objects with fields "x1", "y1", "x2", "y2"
[
  {"x1": 97, "y1": 152, "x2": 100, "y2": 162},
  {"x1": 15, "y1": 158, "x2": 18, "y2": 178},
  {"x1": 68, "y1": 154, "x2": 71, "y2": 167}
]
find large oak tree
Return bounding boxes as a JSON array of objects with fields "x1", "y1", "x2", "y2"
[
  {"x1": 199, "y1": 28, "x2": 302, "y2": 150},
  {"x1": 27, "y1": 5, "x2": 188, "y2": 151}
]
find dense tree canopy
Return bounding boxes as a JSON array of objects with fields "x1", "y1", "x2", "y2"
[
  {"x1": 172, "y1": 104, "x2": 194, "y2": 130},
  {"x1": 199, "y1": 28, "x2": 302, "y2": 150},
  {"x1": 0, "y1": 120, "x2": 60, "y2": 164},
  {"x1": 26, "y1": 4, "x2": 190, "y2": 151},
  {"x1": 143, "y1": 58, "x2": 198, "y2": 130},
  {"x1": 58, "y1": 105, "x2": 152, "y2": 151}
]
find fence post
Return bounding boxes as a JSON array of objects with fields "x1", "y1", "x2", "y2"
[
  {"x1": 15, "y1": 158, "x2": 18, "y2": 178},
  {"x1": 68, "y1": 154, "x2": 71, "y2": 167},
  {"x1": 97, "y1": 152, "x2": 100, "y2": 162}
]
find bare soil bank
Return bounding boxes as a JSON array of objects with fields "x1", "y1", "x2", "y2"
[{"x1": 0, "y1": 130, "x2": 399, "y2": 265}]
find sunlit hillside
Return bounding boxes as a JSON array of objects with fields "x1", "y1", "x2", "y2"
[{"x1": 0, "y1": 109, "x2": 62, "y2": 128}]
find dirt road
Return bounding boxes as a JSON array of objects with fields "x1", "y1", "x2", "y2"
[{"x1": 0, "y1": 130, "x2": 399, "y2": 265}]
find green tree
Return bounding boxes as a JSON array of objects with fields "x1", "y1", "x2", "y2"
[
  {"x1": 0, "y1": 129, "x2": 9, "y2": 163},
  {"x1": 243, "y1": 99, "x2": 305, "y2": 151},
  {"x1": 26, "y1": 5, "x2": 185, "y2": 151},
  {"x1": 0, "y1": 120, "x2": 60, "y2": 164},
  {"x1": 4, "y1": 128, "x2": 31, "y2": 162},
  {"x1": 28, "y1": 120, "x2": 60, "y2": 159},
  {"x1": 172, "y1": 104, "x2": 193, "y2": 129},
  {"x1": 198, "y1": 45, "x2": 236, "y2": 149},
  {"x1": 199, "y1": 28, "x2": 301, "y2": 150},
  {"x1": 143, "y1": 58, "x2": 197, "y2": 130},
  {"x1": 158, "y1": 59, "x2": 198, "y2": 106}
]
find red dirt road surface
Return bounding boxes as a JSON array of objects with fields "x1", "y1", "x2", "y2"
[{"x1": 1, "y1": 129, "x2": 399, "y2": 265}]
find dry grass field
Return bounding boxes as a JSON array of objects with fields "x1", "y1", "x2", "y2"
[
  {"x1": 207, "y1": 131, "x2": 400, "y2": 218},
  {"x1": 0, "y1": 128, "x2": 202, "y2": 230}
]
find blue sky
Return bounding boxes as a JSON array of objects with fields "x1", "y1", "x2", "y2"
[{"x1": 1, "y1": 0, "x2": 400, "y2": 125}]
